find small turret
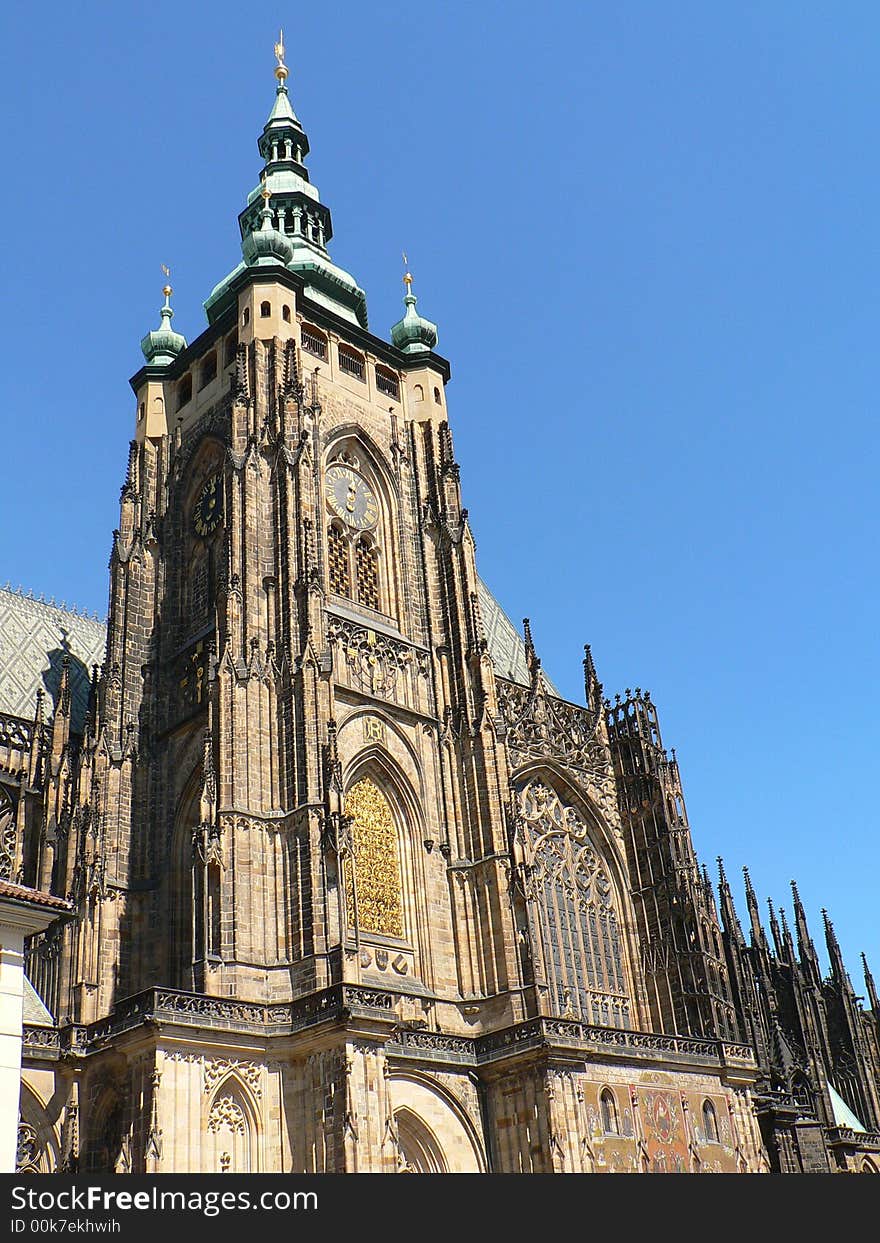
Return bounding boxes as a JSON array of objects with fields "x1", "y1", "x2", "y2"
[
  {"x1": 241, "y1": 185, "x2": 295, "y2": 268},
  {"x1": 140, "y1": 282, "x2": 186, "y2": 365},
  {"x1": 391, "y1": 264, "x2": 438, "y2": 355}
]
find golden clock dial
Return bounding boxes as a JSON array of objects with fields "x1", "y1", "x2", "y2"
[
  {"x1": 326, "y1": 464, "x2": 378, "y2": 530},
  {"x1": 192, "y1": 473, "x2": 223, "y2": 537}
]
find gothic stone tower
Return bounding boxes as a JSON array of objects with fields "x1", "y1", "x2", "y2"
[{"x1": 19, "y1": 46, "x2": 769, "y2": 1174}]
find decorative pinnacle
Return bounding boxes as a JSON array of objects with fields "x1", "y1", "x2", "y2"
[
  {"x1": 403, "y1": 252, "x2": 413, "y2": 291},
  {"x1": 274, "y1": 30, "x2": 288, "y2": 81}
]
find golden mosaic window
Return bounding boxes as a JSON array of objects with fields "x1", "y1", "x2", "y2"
[
  {"x1": 327, "y1": 523, "x2": 350, "y2": 597},
  {"x1": 344, "y1": 777, "x2": 403, "y2": 938}
]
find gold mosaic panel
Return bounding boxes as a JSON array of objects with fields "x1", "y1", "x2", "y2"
[{"x1": 344, "y1": 778, "x2": 403, "y2": 938}]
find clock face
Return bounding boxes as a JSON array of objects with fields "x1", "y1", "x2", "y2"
[
  {"x1": 326, "y1": 465, "x2": 378, "y2": 530},
  {"x1": 193, "y1": 473, "x2": 222, "y2": 537}
]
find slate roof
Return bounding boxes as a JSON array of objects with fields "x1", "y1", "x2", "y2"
[{"x1": 0, "y1": 588, "x2": 106, "y2": 734}]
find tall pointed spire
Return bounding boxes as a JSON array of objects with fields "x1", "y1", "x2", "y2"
[
  {"x1": 863, "y1": 953, "x2": 879, "y2": 1015},
  {"x1": 822, "y1": 908, "x2": 849, "y2": 986},
  {"x1": 767, "y1": 898, "x2": 784, "y2": 960},
  {"x1": 743, "y1": 866, "x2": 766, "y2": 948},
  {"x1": 779, "y1": 905, "x2": 796, "y2": 964},
  {"x1": 205, "y1": 36, "x2": 368, "y2": 328},
  {"x1": 716, "y1": 858, "x2": 745, "y2": 945},
  {"x1": 791, "y1": 880, "x2": 821, "y2": 983}
]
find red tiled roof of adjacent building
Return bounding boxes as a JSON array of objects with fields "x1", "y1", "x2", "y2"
[{"x1": 0, "y1": 880, "x2": 73, "y2": 913}]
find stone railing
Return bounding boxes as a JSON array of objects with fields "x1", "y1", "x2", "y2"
[
  {"x1": 826, "y1": 1126, "x2": 880, "y2": 1146},
  {"x1": 25, "y1": 985, "x2": 757, "y2": 1078}
]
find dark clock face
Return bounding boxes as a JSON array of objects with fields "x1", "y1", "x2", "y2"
[
  {"x1": 193, "y1": 474, "x2": 222, "y2": 537},
  {"x1": 326, "y1": 465, "x2": 378, "y2": 530}
]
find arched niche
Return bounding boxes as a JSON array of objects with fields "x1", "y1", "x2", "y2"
[
  {"x1": 203, "y1": 1077, "x2": 260, "y2": 1173},
  {"x1": 388, "y1": 1073, "x2": 485, "y2": 1173},
  {"x1": 84, "y1": 1083, "x2": 126, "y2": 1174},
  {"x1": 167, "y1": 765, "x2": 202, "y2": 990},
  {"x1": 338, "y1": 733, "x2": 432, "y2": 984}
]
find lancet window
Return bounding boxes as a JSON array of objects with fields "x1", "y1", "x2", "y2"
[{"x1": 518, "y1": 779, "x2": 631, "y2": 1028}]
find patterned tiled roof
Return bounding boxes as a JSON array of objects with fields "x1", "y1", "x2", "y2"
[
  {"x1": 477, "y1": 578, "x2": 558, "y2": 693},
  {"x1": 23, "y1": 976, "x2": 54, "y2": 1027},
  {"x1": 478, "y1": 579, "x2": 531, "y2": 685},
  {"x1": 0, "y1": 588, "x2": 106, "y2": 734}
]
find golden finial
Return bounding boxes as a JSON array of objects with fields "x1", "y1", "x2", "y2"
[
  {"x1": 402, "y1": 252, "x2": 413, "y2": 291},
  {"x1": 260, "y1": 183, "x2": 272, "y2": 205},
  {"x1": 161, "y1": 265, "x2": 172, "y2": 301},
  {"x1": 274, "y1": 29, "x2": 288, "y2": 81}
]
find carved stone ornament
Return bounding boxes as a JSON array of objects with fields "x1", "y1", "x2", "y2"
[
  {"x1": 0, "y1": 786, "x2": 16, "y2": 881},
  {"x1": 16, "y1": 1122, "x2": 44, "y2": 1173},
  {"x1": 207, "y1": 1096, "x2": 246, "y2": 1135},
  {"x1": 204, "y1": 1059, "x2": 262, "y2": 1099},
  {"x1": 328, "y1": 615, "x2": 428, "y2": 699},
  {"x1": 497, "y1": 675, "x2": 606, "y2": 776}
]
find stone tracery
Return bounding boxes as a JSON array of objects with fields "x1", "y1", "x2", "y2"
[{"x1": 517, "y1": 779, "x2": 631, "y2": 1028}]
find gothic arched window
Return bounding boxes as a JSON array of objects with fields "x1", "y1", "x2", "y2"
[
  {"x1": 355, "y1": 536, "x2": 380, "y2": 610},
  {"x1": 517, "y1": 779, "x2": 631, "y2": 1028},
  {"x1": 702, "y1": 1099, "x2": 719, "y2": 1143},
  {"x1": 327, "y1": 522, "x2": 350, "y2": 597},
  {"x1": 344, "y1": 778, "x2": 404, "y2": 939},
  {"x1": 600, "y1": 1089, "x2": 619, "y2": 1136},
  {"x1": 324, "y1": 450, "x2": 387, "y2": 614}
]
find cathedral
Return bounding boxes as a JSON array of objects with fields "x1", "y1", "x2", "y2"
[{"x1": 3, "y1": 43, "x2": 879, "y2": 1175}]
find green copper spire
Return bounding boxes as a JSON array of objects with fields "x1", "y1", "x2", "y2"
[
  {"x1": 204, "y1": 36, "x2": 367, "y2": 327},
  {"x1": 141, "y1": 281, "x2": 186, "y2": 365},
  {"x1": 391, "y1": 264, "x2": 438, "y2": 355}
]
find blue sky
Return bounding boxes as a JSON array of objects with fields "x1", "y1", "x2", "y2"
[{"x1": 1, "y1": 2, "x2": 876, "y2": 980}]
